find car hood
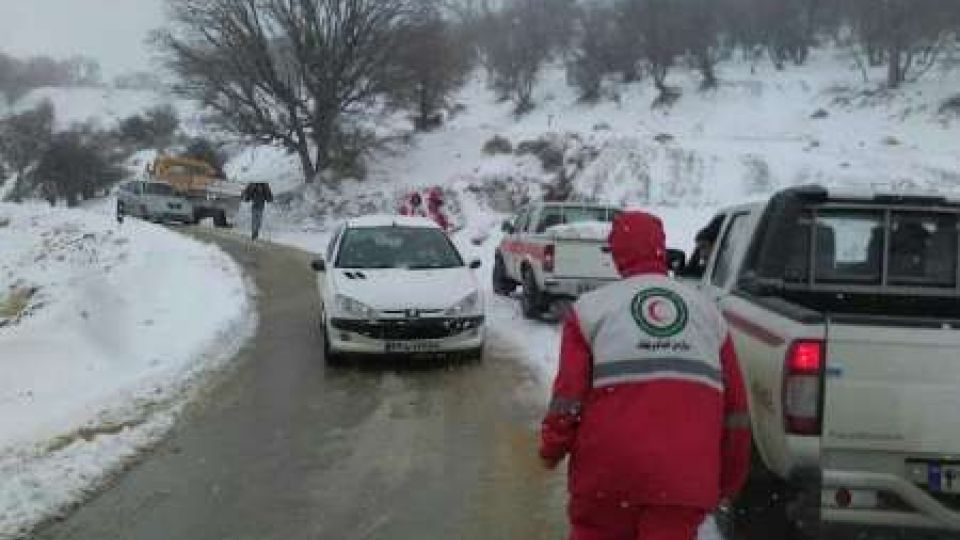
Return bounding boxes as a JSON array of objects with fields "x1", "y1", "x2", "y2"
[{"x1": 332, "y1": 267, "x2": 478, "y2": 311}]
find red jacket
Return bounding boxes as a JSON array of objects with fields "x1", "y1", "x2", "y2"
[
  {"x1": 428, "y1": 208, "x2": 451, "y2": 232},
  {"x1": 539, "y1": 211, "x2": 751, "y2": 510}
]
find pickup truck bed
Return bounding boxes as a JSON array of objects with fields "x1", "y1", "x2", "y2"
[{"x1": 695, "y1": 186, "x2": 960, "y2": 534}]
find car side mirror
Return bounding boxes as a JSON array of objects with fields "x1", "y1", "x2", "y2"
[
  {"x1": 501, "y1": 221, "x2": 515, "y2": 234},
  {"x1": 311, "y1": 259, "x2": 326, "y2": 272},
  {"x1": 667, "y1": 249, "x2": 687, "y2": 274},
  {"x1": 469, "y1": 259, "x2": 482, "y2": 270}
]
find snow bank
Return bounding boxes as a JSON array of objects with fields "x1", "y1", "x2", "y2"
[
  {"x1": 545, "y1": 221, "x2": 612, "y2": 241},
  {"x1": 0, "y1": 203, "x2": 254, "y2": 538}
]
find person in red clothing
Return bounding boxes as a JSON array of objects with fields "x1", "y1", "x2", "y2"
[
  {"x1": 399, "y1": 192, "x2": 425, "y2": 217},
  {"x1": 426, "y1": 187, "x2": 451, "y2": 232},
  {"x1": 540, "y1": 211, "x2": 751, "y2": 540}
]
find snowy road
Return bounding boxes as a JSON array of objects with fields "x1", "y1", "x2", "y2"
[{"x1": 32, "y1": 229, "x2": 568, "y2": 540}]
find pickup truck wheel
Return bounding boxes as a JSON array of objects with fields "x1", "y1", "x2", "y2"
[
  {"x1": 492, "y1": 254, "x2": 517, "y2": 296},
  {"x1": 213, "y1": 210, "x2": 229, "y2": 228},
  {"x1": 521, "y1": 269, "x2": 545, "y2": 319},
  {"x1": 731, "y1": 448, "x2": 821, "y2": 540}
]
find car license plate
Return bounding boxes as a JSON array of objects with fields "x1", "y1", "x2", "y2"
[
  {"x1": 385, "y1": 341, "x2": 440, "y2": 353},
  {"x1": 910, "y1": 460, "x2": 960, "y2": 494}
]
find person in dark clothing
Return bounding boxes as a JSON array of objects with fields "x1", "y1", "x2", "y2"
[
  {"x1": 679, "y1": 215, "x2": 725, "y2": 279},
  {"x1": 241, "y1": 182, "x2": 274, "y2": 240}
]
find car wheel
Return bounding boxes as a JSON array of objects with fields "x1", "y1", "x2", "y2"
[
  {"x1": 464, "y1": 346, "x2": 484, "y2": 363},
  {"x1": 730, "y1": 443, "x2": 821, "y2": 540},
  {"x1": 492, "y1": 253, "x2": 517, "y2": 296},
  {"x1": 521, "y1": 268, "x2": 545, "y2": 319}
]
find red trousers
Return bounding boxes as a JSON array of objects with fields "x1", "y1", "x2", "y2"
[{"x1": 569, "y1": 499, "x2": 707, "y2": 540}]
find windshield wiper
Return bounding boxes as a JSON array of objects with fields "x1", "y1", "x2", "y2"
[{"x1": 407, "y1": 264, "x2": 458, "y2": 270}]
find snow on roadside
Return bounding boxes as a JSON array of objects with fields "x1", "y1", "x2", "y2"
[{"x1": 0, "y1": 203, "x2": 254, "y2": 539}]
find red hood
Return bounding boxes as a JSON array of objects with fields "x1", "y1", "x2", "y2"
[{"x1": 609, "y1": 211, "x2": 667, "y2": 277}]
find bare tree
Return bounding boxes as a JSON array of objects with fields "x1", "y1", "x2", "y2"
[
  {"x1": 568, "y1": 1, "x2": 619, "y2": 101},
  {"x1": 158, "y1": 0, "x2": 414, "y2": 183},
  {"x1": 388, "y1": 7, "x2": 473, "y2": 130},
  {"x1": 678, "y1": 0, "x2": 724, "y2": 89},
  {"x1": 0, "y1": 101, "x2": 55, "y2": 201},
  {"x1": 480, "y1": 0, "x2": 570, "y2": 114},
  {"x1": 33, "y1": 129, "x2": 124, "y2": 207},
  {"x1": 846, "y1": 0, "x2": 960, "y2": 88}
]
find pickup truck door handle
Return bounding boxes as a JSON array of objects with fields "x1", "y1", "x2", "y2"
[{"x1": 601, "y1": 246, "x2": 612, "y2": 253}]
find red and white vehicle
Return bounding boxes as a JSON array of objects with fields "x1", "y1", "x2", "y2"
[
  {"x1": 493, "y1": 203, "x2": 622, "y2": 318},
  {"x1": 689, "y1": 186, "x2": 960, "y2": 536}
]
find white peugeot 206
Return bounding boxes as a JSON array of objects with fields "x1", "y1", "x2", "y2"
[{"x1": 312, "y1": 215, "x2": 485, "y2": 363}]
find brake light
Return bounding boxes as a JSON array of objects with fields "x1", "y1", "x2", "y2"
[
  {"x1": 543, "y1": 244, "x2": 556, "y2": 273},
  {"x1": 784, "y1": 340, "x2": 825, "y2": 436}
]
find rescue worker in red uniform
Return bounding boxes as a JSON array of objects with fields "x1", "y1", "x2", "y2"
[
  {"x1": 426, "y1": 187, "x2": 451, "y2": 232},
  {"x1": 399, "y1": 192, "x2": 425, "y2": 217},
  {"x1": 540, "y1": 211, "x2": 751, "y2": 540}
]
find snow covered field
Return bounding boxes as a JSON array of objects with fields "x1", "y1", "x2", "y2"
[{"x1": 0, "y1": 204, "x2": 254, "y2": 538}]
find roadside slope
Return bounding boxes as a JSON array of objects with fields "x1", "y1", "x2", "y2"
[{"x1": 0, "y1": 203, "x2": 254, "y2": 539}]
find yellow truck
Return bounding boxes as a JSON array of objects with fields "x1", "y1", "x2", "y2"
[{"x1": 148, "y1": 155, "x2": 242, "y2": 227}]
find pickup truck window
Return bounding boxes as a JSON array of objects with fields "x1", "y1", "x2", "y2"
[
  {"x1": 812, "y1": 210, "x2": 883, "y2": 284},
  {"x1": 712, "y1": 213, "x2": 751, "y2": 287},
  {"x1": 780, "y1": 208, "x2": 959, "y2": 290},
  {"x1": 889, "y1": 212, "x2": 958, "y2": 287}
]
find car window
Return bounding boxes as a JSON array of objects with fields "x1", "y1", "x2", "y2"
[
  {"x1": 144, "y1": 183, "x2": 175, "y2": 196},
  {"x1": 336, "y1": 227, "x2": 464, "y2": 270},
  {"x1": 711, "y1": 213, "x2": 751, "y2": 288}
]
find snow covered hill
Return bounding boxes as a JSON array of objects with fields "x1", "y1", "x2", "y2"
[
  {"x1": 0, "y1": 204, "x2": 254, "y2": 538},
  {"x1": 7, "y1": 86, "x2": 203, "y2": 133}
]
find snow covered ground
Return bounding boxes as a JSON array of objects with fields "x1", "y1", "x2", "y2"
[{"x1": 0, "y1": 203, "x2": 254, "y2": 538}]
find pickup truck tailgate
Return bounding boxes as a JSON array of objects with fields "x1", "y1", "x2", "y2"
[
  {"x1": 555, "y1": 240, "x2": 618, "y2": 279},
  {"x1": 823, "y1": 321, "x2": 960, "y2": 454}
]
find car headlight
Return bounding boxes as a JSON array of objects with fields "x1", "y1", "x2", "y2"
[
  {"x1": 446, "y1": 291, "x2": 481, "y2": 317},
  {"x1": 335, "y1": 294, "x2": 377, "y2": 319}
]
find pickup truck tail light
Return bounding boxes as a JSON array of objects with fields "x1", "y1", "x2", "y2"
[
  {"x1": 543, "y1": 244, "x2": 556, "y2": 273},
  {"x1": 783, "y1": 340, "x2": 825, "y2": 436}
]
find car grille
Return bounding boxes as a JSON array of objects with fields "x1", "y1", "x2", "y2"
[
  {"x1": 331, "y1": 317, "x2": 484, "y2": 340},
  {"x1": 168, "y1": 203, "x2": 183, "y2": 210}
]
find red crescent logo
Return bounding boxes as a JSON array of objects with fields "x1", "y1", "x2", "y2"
[{"x1": 647, "y1": 299, "x2": 667, "y2": 323}]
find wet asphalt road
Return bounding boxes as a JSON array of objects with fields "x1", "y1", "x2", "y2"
[{"x1": 34, "y1": 230, "x2": 566, "y2": 540}]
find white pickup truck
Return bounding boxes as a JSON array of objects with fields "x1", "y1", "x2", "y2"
[
  {"x1": 691, "y1": 186, "x2": 960, "y2": 536},
  {"x1": 493, "y1": 203, "x2": 622, "y2": 318}
]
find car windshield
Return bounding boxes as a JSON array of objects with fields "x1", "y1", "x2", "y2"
[
  {"x1": 336, "y1": 226, "x2": 463, "y2": 270},
  {"x1": 143, "y1": 183, "x2": 174, "y2": 196}
]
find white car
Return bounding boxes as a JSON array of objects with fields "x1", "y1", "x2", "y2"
[
  {"x1": 117, "y1": 180, "x2": 194, "y2": 224},
  {"x1": 313, "y1": 215, "x2": 485, "y2": 363}
]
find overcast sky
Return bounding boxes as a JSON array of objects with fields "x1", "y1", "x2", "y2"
[{"x1": 0, "y1": 0, "x2": 167, "y2": 78}]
